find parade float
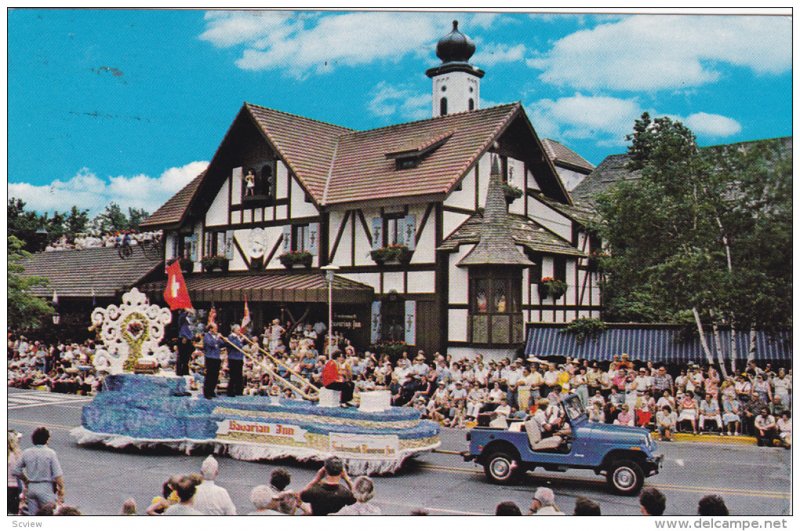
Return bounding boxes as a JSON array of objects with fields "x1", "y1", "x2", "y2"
[{"x1": 70, "y1": 288, "x2": 440, "y2": 474}]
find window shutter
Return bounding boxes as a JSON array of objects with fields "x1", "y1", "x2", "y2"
[
  {"x1": 224, "y1": 230, "x2": 234, "y2": 259},
  {"x1": 370, "y1": 301, "x2": 382, "y2": 344},
  {"x1": 189, "y1": 234, "x2": 198, "y2": 262},
  {"x1": 396, "y1": 217, "x2": 406, "y2": 246},
  {"x1": 404, "y1": 214, "x2": 416, "y2": 251},
  {"x1": 282, "y1": 225, "x2": 292, "y2": 253},
  {"x1": 404, "y1": 300, "x2": 416, "y2": 346},
  {"x1": 371, "y1": 217, "x2": 383, "y2": 250},
  {"x1": 308, "y1": 223, "x2": 319, "y2": 255},
  {"x1": 171, "y1": 234, "x2": 179, "y2": 260}
]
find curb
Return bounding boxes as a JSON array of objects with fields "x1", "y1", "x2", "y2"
[{"x1": 651, "y1": 432, "x2": 758, "y2": 445}]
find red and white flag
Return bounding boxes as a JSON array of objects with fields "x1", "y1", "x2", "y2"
[
  {"x1": 163, "y1": 261, "x2": 193, "y2": 311},
  {"x1": 241, "y1": 296, "x2": 251, "y2": 329}
]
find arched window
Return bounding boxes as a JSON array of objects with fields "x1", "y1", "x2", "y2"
[
  {"x1": 468, "y1": 98, "x2": 475, "y2": 111},
  {"x1": 440, "y1": 97, "x2": 448, "y2": 116}
]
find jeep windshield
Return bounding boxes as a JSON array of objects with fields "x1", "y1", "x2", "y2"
[{"x1": 563, "y1": 395, "x2": 586, "y2": 421}]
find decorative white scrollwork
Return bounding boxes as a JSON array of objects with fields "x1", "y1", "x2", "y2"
[{"x1": 91, "y1": 288, "x2": 172, "y2": 374}]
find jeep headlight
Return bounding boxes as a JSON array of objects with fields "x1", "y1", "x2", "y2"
[{"x1": 645, "y1": 433, "x2": 653, "y2": 449}]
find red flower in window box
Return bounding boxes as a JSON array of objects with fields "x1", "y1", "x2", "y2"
[{"x1": 539, "y1": 277, "x2": 567, "y2": 300}]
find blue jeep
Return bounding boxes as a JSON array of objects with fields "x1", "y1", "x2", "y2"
[{"x1": 464, "y1": 394, "x2": 664, "y2": 495}]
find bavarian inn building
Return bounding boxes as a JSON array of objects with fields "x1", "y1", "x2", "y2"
[{"x1": 134, "y1": 22, "x2": 602, "y2": 360}]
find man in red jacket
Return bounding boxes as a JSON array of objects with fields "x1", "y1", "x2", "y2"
[{"x1": 322, "y1": 351, "x2": 354, "y2": 406}]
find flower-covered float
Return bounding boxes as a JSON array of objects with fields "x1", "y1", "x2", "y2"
[{"x1": 71, "y1": 289, "x2": 440, "y2": 474}]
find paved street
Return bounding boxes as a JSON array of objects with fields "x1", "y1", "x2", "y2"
[{"x1": 7, "y1": 388, "x2": 792, "y2": 516}]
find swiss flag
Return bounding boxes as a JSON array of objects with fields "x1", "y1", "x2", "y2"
[{"x1": 163, "y1": 260, "x2": 193, "y2": 311}]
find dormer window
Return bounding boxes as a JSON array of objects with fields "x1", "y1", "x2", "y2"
[{"x1": 385, "y1": 130, "x2": 454, "y2": 171}]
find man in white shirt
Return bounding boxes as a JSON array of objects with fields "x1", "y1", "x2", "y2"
[{"x1": 192, "y1": 455, "x2": 237, "y2": 515}]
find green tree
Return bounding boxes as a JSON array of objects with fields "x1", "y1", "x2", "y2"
[
  {"x1": 7, "y1": 235, "x2": 53, "y2": 329},
  {"x1": 595, "y1": 113, "x2": 791, "y2": 373},
  {"x1": 127, "y1": 207, "x2": 150, "y2": 230},
  {"x1": 8, "y1": 198, "x2": 49, "y2": 252},
  {"x1": 65, "y1": 205, "x2": 90, "y2": 236},
  {"x1": 94, "y1": 202, "x2": 129, "y2": 233}
]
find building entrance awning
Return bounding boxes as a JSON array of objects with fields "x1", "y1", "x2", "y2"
[
  {"x1": 140, "y1": 272, "x2": 374, "y2": 305},
  {"x1": 524, "y1": 324, "x2": 792, "y2": 363}
]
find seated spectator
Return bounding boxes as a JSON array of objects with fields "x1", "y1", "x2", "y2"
[
  {"x1": 776, "y1": 412, "x2": 791, "y2": 449},
  {"x1": 697, "y1": 494, "x2": 729, "y2": 516},
  {"x1": 656, "y1": 405, "x2": 677, "y2": 442},
  {"x1": 495, "y1": 501, "x2": 522, "y2": 515},
  {"x1": 754, "y1": 408, "x2": 778, "y2": 447},
  {"x1": 639, "y1": 487, "x2": 666, "y2": 516},
  {"x1": 677, "y1": 391, "x2": 699, "y2": 434},
  {"x1": 699, "y1": 393, "x2": 723, "y2": 434},
  {"x1": 573, "y1": 496, "x2": 601, "y2": 516},
  {"x1": 721, "y1": 395, "x2": 742, "y2": 436},
  {"x1": 332, "y1": 476, "x2": 381, "y2": 515},
  {"x1": 614, "y1": 404, "x2": 635, "y2": 427}
]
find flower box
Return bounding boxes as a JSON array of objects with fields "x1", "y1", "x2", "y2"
[
  {"x1": 370, "y1": 244, "x2": 413, "y2": 265},
  {"x1": 502, "y1": 183, "x2": 523, "y2": 204},
  {"x1": 539, "y1": 277, "x2": 567, "y2": 300},
  {"x1": 278, "y1": 250, "x2": 313, "y2": 269},
  {"x1": 201, "y1": 255, "x2": 229, "y2": 273}
]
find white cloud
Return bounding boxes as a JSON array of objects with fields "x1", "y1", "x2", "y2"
[
  {"x1": 528, "y1": 15, "x2": 791, "y2": 91},
  {"x1": 528, "y1": 93, "x2": 643, "y2": 146},
  {"x1": 367, "y1": 82, "x2": 429, "y2": 121},
  {"x1": 9, "y1": 161, "x2": 208, "y2": 216},
  {"x1": 684, "y1": 112, "x2": 742, "y2": 137},
  {"x1": 473, "y1": 42, "x2": 526, "y2": 67},
  {"x1": 201, "y1": 11, "x2": 455, "y2": 78},
  {"x1": 527, "y1": 94, "x2": 741, "y2": 147}
]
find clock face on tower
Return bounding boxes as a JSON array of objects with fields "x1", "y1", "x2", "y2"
[{"x1": 248, "y1": 227, "x2": 266, "y2": 258}]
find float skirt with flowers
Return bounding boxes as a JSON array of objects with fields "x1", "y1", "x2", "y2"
[{"x1": 70, "y1": 374, "x2": 440, "y2": 475}]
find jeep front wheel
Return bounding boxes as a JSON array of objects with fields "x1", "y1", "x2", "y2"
[
  {"x1": 483, "y1": 451, "x2": 521, "y2": 484},
  {"x1": 606, "y1": 459, "x2": 644, "y2": 495}
]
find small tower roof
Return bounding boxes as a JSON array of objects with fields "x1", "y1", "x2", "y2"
[
  {"x1": 458, "y1": 156, "x2": 534, "y2": 267},
  {"x1": 426, "y1": 20, "x2": 485, "y2": 79},
  {"x1": 436, "y1": 20, "x2": 477, "y2": 63}
]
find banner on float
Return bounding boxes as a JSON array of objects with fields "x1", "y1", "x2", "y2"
[
  {"x1": 216, "y1": 420, "x2": 308, "y2": 443},
  {"x1": 329, "y1": 432, "x2": 399, "y2": 458}
]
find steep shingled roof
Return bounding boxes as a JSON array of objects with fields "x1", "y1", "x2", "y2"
[
  {"x1": 542, "y1": 138, "x2": 595, "y2": 173},
  {"x1": 139, "y1": 172, "x2": 205, "y2": 229},
  {"x1": 19, "y1": 246, "x2": 163, "y2": 298},
  {"x1": 245, "y1": 104, "x2": 353, "y2": 201},
  {"x1": 326, "y1": 104, "x2": 521, "y2": 205}
]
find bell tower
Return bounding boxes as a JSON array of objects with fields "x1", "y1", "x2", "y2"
[{"x1": 426, "y1": 20, "x2": 485, "y2": 118}]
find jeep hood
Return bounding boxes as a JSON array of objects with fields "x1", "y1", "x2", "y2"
[{"x1": 585, "y1": 422, "x2": 650, "y2": 442}]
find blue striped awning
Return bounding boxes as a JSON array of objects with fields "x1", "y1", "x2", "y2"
[{"x1": 524, "y1": 325, "x2": 792, "y2": 363}]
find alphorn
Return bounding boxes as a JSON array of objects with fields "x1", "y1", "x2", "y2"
[
  {"x1": 241, "y1": 336, "x2": 321, "y2": 394},
  {"x1": 222, "y1": 337, "x2": 318, "y2": 401}
]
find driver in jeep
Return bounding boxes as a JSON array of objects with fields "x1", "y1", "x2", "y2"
[{"x1": 526, "y1": 399, "x2": 571, "y2": 452}]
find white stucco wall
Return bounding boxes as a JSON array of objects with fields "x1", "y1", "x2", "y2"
[
  {"x1": 527, "y1": 196, "x2": 572, "y2": 241},
  {"x1": 447, "y1": 244, "x2": 473, "y2": 305},
  {"x1": 448, "y1": 309, "x2": 469, "y2": 342},
  {"x1": 406, "y1": 271, "x2": 435, "y2": 294},
  {"x1": 431, "y1": 71, "x2": 480, "y2": 117},
  {"x1": 442, "y1": 211, "x2": 469, "y2": 241},
  {"x1": 205, "y1": 179, "x2": 229, "y2": 227},
  {"x1": 444, "y1": 166, "x2": 476, "y2": 210},
  {"x1": 290, "y1": 175, "x2": 318, "y2": 219}
]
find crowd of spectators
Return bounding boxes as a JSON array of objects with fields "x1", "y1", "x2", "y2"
[
  {"x1": 7, "y1": 319, "x2": 792, "y2": 449},
  {"x1": 7, "y1": 334, "x2": 100, "y2": 396},
  {"x1": 43, "y1": 230, "x2": 162, "y2": 252}
]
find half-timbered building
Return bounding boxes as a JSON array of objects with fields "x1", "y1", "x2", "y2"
[{"x1": 139, "y1": 21, "x2": 602, "y2": 360}]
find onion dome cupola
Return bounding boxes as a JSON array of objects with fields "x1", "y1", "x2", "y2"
[{"x1": 426, "y1": 20, "x2": 485, "y2": 118}]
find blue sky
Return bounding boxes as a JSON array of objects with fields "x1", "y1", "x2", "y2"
[{"x1": 7, "y1": 9, "x2": 792, "y2": 215}]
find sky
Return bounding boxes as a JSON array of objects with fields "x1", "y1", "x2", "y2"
[{"x1": 6, "y1": 8, "x2": 793, "y2": 216}]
